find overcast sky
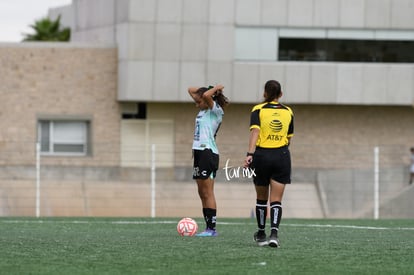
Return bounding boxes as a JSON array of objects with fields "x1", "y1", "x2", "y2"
[{"x1": 0, "y1": 0, "x2": 72, "y2": 42}]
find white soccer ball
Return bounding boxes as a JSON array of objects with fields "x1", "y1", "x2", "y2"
[{"x1": 177, "y1": 217, "x2": 198, "y2": 236}]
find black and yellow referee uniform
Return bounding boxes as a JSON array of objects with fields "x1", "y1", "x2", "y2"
[{"x1": 249, "y1": 101, "x2": 294, "y2": 185}]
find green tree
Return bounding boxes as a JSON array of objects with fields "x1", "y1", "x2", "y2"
[{"x1": 23, "y1": 15, "x2": 70, "y2": 42}]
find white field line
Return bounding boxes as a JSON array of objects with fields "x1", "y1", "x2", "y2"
[
  {"x1": 1, "y1": 219, "x2": 414, "y2": 231},
  {"x1": 283, "y1": 223, "x2": 414, "y2": 231}
]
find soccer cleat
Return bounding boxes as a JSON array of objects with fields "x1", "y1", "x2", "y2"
[
  {"x1": 268, "y1": 232, "x2": 280, "y2": 248},
  {"x1": 253, "y1": 231, "x2": 268, "y2": 246},
  {"x1": 195, "y1": 228, "x2": 218, "y2": 237}
]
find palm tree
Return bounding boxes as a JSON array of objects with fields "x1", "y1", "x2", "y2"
[{"x1": 23, "y1": 15, "x2": 70, "y2": 42}]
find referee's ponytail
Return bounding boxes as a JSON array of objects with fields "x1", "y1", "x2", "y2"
[{"x1": 264, "y1": 80, "x2": 282, "y2": 102}]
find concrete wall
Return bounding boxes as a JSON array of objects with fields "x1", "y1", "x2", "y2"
[
  {"x1": 0, "y1": 180, "x2": 325, "y2": 218},
  {"x1": 0, "y1": 43, "x2": 120, "y2": 167},
  {"x1": 1, "y1": 178, "x2": 412, "y2": 218},
  {"x1": 67, "y1": 0, "x2": 414, "y2": 38},
  {"x1": 144, "y1": 103, "x2": 414, "y2": 169},
  {"x1": 58, "y1": 0, "x2": 414, "y2": 105},
  {"x1": 316, "y1": 166, "x2": 413, "y2": 218}
]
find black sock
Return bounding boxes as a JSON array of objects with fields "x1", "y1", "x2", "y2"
[
  {"x1": 256, "y1": 199, "x2": 268, "y2": 232},
  {"x1": 203, "y1": 208, "x2": 217, "y2": 230},
  {"x1": 270, "y1": 201, "x2": 282, "y2": 235}
]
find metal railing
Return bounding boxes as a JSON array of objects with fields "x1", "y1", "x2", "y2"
[{"x1": 0, "y1": 141, "x2": 412, "y2": 219}]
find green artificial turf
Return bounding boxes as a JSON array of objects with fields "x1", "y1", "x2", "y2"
[{"x1": 0, "y1": 218, "x2": 413, "y2": 274}]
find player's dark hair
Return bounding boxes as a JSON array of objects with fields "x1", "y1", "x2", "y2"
[
  {"x1": 197, "y1": 86, "x2": 229, "y2": 109},
  {"x1": 196, "y1": 87, "x2": 208, "y2": 95},
  {"x1": 263, "y1": 80, "x2": 282, "y2": 102}
]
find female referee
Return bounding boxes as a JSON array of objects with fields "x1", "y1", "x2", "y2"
[
  {"x1": 188, "y1": 84, "x2": 229, "y2": 237},
  {"x1": 243, "y1": 80, "x2": 294, "y2": 247}
]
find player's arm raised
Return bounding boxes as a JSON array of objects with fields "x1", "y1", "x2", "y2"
[
  {"x1": 188, "y1": 86, "x2": 201, "y2": 102},
  {"x1": 203, "y1": 84, "x2": 224, "y2": 109}
]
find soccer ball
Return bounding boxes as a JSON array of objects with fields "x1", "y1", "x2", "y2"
[{"x1": 177, "y1": 217, "x2": 198, "y2": 236}]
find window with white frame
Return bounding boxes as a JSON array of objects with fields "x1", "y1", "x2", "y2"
[{"x1": 38, "y1": 120, "x2": 90, "y2": 155}]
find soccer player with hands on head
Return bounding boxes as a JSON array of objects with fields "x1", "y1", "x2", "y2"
[{"x1": 188, "y1": 84, "x2": 229, "y2": 237}]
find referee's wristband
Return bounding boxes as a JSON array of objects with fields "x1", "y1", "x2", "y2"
[{"x1": 246, "y1": 152, "x2": 254, "y2": 157}]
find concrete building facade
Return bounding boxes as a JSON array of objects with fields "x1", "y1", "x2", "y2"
[
  {"x1": 52, "y1": 0, "x2": 414, "y2": 105},
  {"x1": 47, "y1": 0, "x2": 414, "y2": 166}
]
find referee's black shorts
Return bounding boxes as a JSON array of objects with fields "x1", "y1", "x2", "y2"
[
  {"x1": 192, "y1": 149, "x2": 219, "y2": 180},
  {"x1": 251, "y1": 146, "x2": 291, "y2": 185}
]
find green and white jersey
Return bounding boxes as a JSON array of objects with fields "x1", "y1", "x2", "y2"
[{"x1": 192, "y1": 102, "x2": 224, "y2": 154}]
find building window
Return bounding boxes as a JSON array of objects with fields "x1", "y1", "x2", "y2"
[
  {"x1": 38, "y1": 120, "x2": 90, "y2": 155},
  {"x1": 235, "y1": 27, "x2": 414, "y2": 63},
  {"x1": 278, "y1": 38, "x2": 414, "y2": 63},
  {"x1": 121, "y1": 102, "x2": 147, "y2": 119}
]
